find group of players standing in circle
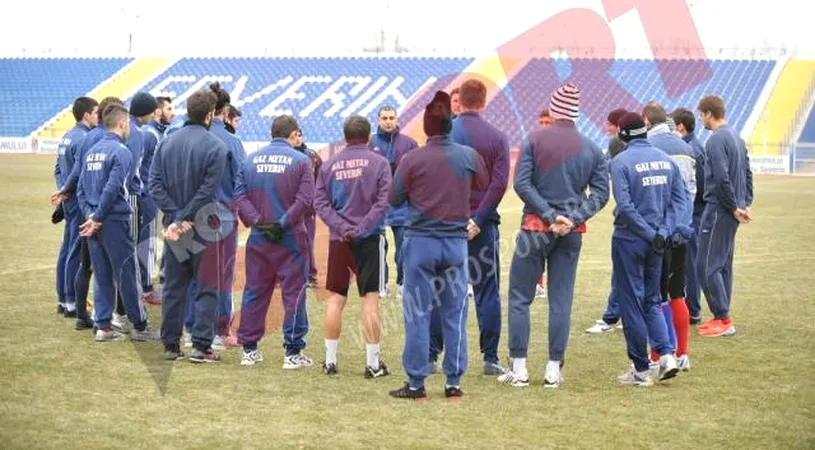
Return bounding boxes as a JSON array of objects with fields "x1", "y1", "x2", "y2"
[{"x1": 50, "y1": 77, "x2": 752, "y2": 401}]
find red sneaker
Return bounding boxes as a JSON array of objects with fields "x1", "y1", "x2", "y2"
[
  {"x1": 142, "y1": 291, "x2": 162, "y2": 306},
  {"x1": 698, "y1": 318, "x2": 719, "y2": 331},
  {"x1": 699, "y1": 320, "x2": 736, "y2": 337}
]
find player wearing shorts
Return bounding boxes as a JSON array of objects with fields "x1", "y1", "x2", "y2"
[{"x1": 314, "y1": 115, "x2": 393, "y2": 378}]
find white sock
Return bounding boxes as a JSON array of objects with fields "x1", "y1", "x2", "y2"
[
  {"x1": 325, "y1": 339, "x2": 338, "y2": 365},
  {"x1": 547, "y1": 360, "x2": 560, "y2": 373},
  {"x1": 513, "y1": 357, "x2": 527, "y2": 374},
  {"x1": 65, "y1": 303, "x2": 76, "y2": 312},
  {"x1": 366, "y1": 343, "x2": 380, "y2": 369}
]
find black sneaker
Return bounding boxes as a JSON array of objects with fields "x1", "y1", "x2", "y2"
[
  {"x1": 389, "y1": 382, "x2": 427, "y2": 402},
  {"x1": 444, "y1": 385, "x2": 464, "y2": 401},
  {"x1": 63, "y1": 309, "x2": 77, "y2": 318},
  {"x1": 365, "y1": 362, "x2": 390, "y2": 379},
  {"x1": 690, "y1": 316, "x2": 701, "y2": 325},
  {"x1": 74, "y1": 317, "x2": 95, "y2": 331},
  {"x1": 164, "y1": 349, "x2": 186, "y2": 361},
  {"x1": 189, "y1": 348, "x2": 221, "y2": 363},
  {"x1": 57, "y1": 305, "x2": 65, "y2": 315},
  {"x1": 323, "y1": 362, "x2": 338, "y2": 375}
]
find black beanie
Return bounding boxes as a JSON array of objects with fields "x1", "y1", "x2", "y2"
[
  {"x1": 129, "y1": 92, "x2": 158, "y2": 118},
  {"x1": 617, "y1": 112, "x2": 648, "y2": 142},
  {"x1": 423, "y1": 91, "x2": 453, "y2": 137}
]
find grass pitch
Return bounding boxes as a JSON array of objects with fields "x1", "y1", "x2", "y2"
[{"x1": 0, "y1": 155, "x2": 813, "y2": 449}]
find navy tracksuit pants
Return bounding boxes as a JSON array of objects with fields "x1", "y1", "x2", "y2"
[
  {"x1": 402, "y1": 235, "x2": 469, "y2": 389},
  {"x1": 237, "y1": 231, "x2": 309, "y2": 355},
  {"x1": 601, "y1": 274, "x2": 620, "y2": 325},
  {"x1": 88, "y1": 219, "x2": 147, "y2": 330},
  {"x1": 391, "y1": 226, "x2": 406, "y2": 287},
  {"x1": 306, "y1": 213, "x2": 317, "y2": 280},
  {"x1": 696, "y1": 204, "x2": 739, "y2": 320},
  {"x1": 429, "y1": 222, "x2": 501, "y2": 365},
  {"x1": 685, "y1": 213, "x2": 703, "y2": 319},
  {"x1": 136, "y1": 195, "x2": 158, "y2": 294},
  {"x1": 508, "y1": 230, "x2": 582, "y2": 362},
  {"x1": 56, "y1": 208, "x2": 81, "y2": 308},
  {"x1": 162, "y1": 227, "x2": 224, "y2": 352},
  {"x1": 612, "y1": 236, "x2": 672, "y2": 372}
]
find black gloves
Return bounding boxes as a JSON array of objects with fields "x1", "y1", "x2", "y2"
[
  {"x1": 256, "y1": 222, "x2": 284, "y2": 242},
  {"x1": 652, "y1": 234, "x2": 666, "y2": 255},
  {"x1": 51, "y1": 204, "x2": 65, "y2": 224}
]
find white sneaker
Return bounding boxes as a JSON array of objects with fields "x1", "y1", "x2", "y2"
[
  {"x1": 617, "y1": 366, "x2": 653, "y2": 387},
  {"x1": 95, "y1": 328, "x2": 125, "y2": 342},
  {"x1": 658, "y1": 354, "x2": 679, "y2": 381},
  {"x1": 111, "y1": 314, "x2": 130, "y2": 334},
  {"x1": 677, "y1": 355, "x2": 691, "y2": 371},
  {"x1": 543, "y1": 361, "x2": 563, "y2": 388},
  {"x1": 535, "y1": 284, "x2": 546, "y2": 298},
  {"x1": 212, "y1": 335, "x2": 226, "y2": 351},
  {"x1": 283, "y1": 352, "x2": 314, "y2": 369},
  {"x1": 241, "y1": 349, "x2": 264, "y2": 366},
  {"x1": 497, "y1": 370, "x2": 529, "y2": 387},
  {"x1": 586, "y1": 319, "x2": 614, "y2": 334}
]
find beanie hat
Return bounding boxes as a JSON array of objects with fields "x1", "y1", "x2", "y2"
[
  {"x1": 423, "y1": 90, "x2": 453, "y2": 137},
  {"x1": 607, "y1": 108, "x2": 627, "y2": 127},
  {"x1": 549, "y1": 83, "x2": 580, "y2": 121},
  {"x1": 129, "y1": 92, "x2": 158, "y2": 118},
  {"x1": 617, "y1": 112, "x2": 648, "y2": 142}
]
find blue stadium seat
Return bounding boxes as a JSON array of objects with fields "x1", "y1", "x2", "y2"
[{"x1": 0, "y1": 57, "x2": 132, "y2": 136}]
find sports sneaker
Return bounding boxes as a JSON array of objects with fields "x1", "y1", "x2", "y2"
[
  {"x1": 535, "y1": 284, "x2": 547, "y2": 298},
  {"x1": 323, "y1": 362, "x2": 338, "y2": 375},
  {"x1": 142, "y1": 291, "x2": 162, "y2": 306},
  {"x1": 389, "y1": 382, "x2": 427, "y2": 402},
  {"x1": 617, "y1": 367, "x2": 653, "y2": 387},
  {"x1": 212, "y1": 335, "x2": 226, "y2": 351},
  {"x1": 365, "y1": 362, "x2": 390, "y2": 379},
  {"x1": 189, "y1": 348, "x2": 221, "y2": 363},
  {"x1": 445, "y1": 385, "x2": 464, "y2": 401},
  {"x1": 57, "y1": 304, "x2": 65, "y2": 315},
  {"x1": 241, "y1": 349, "x2": 264, "y2": 366},
  {"x1": 697, "y1": 318, "x2": 719, "y2": 331},
  {"x1": 497, "y1": 370, "x2": 530, "y2": 387},
  {"x1": 74, "y1": 317, "x2": 95, "y2": 331},
  {"x1": 586, "y1": 319, "x2": 615, "y2": 334},
  {"x1": 111, "y1": 314, "x2": 130, "y2": 334},
  {"x1": 428, "y1": 361, "x2": 439, "y2": 375},
  {"x1": 677, "y1": 355, "x2": 691, "y2": 371},
  {"x1": 658, "y1": 354, "x2": 679, "y2": 381},
  {"x1": 543, "y1": 361, "x2": 563, "y2": 388},
  {"x1": 63, "y1": 308, "x2": 77, "y2": 318},
  {"x1": 700, "y1": 321, "x2": 736, "y2": 337},
  {"x1": 95, "y1": 328, "x2": 125, "y2": 342},
  {"x1": 283, "y1": 353, "x2": 314, "y2": 369},
  {"x1": 164, "y1": 349, "x2": 185, "y2": 361},
  {"x1": 483, "y1": 361, "x2": 507, "y2": 376},
  {"x1": 689, "y1": 315, "x2": 702, "y2": 325},
  {"x1": 131, "y1": 327, "x2": 160, "y2": 342}
]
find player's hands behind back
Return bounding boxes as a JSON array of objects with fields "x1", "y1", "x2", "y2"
[{"x1": 256, "y1": 222, "x2": 285, "y2": 242}]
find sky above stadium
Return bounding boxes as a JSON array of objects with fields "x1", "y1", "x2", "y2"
[{"x1": 1, "y1": 0, "x2": 807, "y2": 58}]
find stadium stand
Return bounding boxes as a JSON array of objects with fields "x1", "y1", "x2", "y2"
[
  {"x1": 0, "y1": 58, "x2": 132, "y2": 136},
  {"x1": 749, "y1": 60, "x2": 815, "y2": 155},
  {"x1": 0, "y1": 57, "x2": 777, "y2": 150}
]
